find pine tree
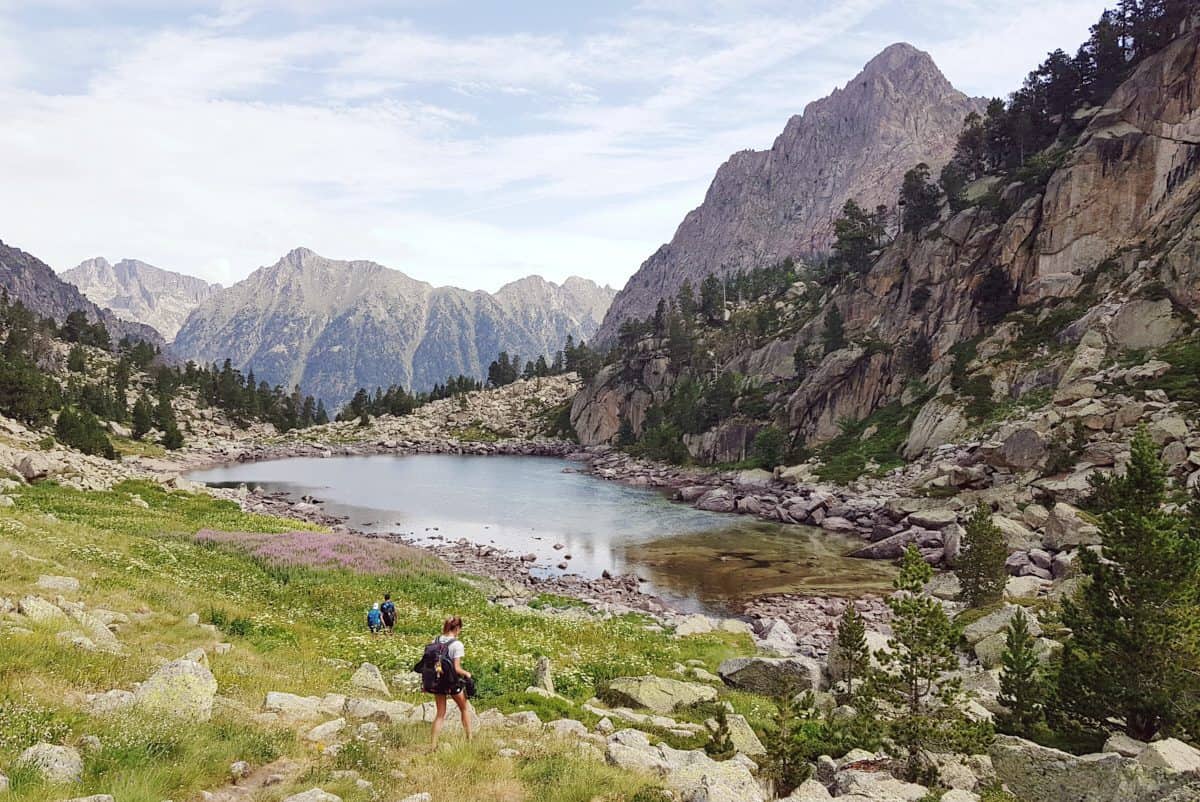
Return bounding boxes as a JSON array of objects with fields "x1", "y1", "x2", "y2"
[
  {"x1": 762, "y1": 690, "x2": 814, "y2": 797},
  {"x1": 1057, "y1": 428, "x2": 1200, "y2": 741},
  {"x1": 998, "y1": 609, "x2": 1044, "y2": 737},
  {"x1": 131, "y1": 396, "x2": 154, "y2": 440},
  {"x1": 900, "y1": 163, "x2": 942, "y2": 233},
  {"x1": 823, "y1": 306, "x2": 846, "y2": 354},
  {"x1": 869, "y1": 545, "x2": 974, "y2": 782},
  {"x1": 958, "y1": 502, "x2": 1008, "y2": 607},
  {"x1": 833, "y1": 603, "x2": 869, "y2": 699},
  {"x1": 703, "y1": 704, "x2": 736, "y2": 761}
]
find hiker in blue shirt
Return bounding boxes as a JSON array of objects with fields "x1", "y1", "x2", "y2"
[{"x1": 367, "y1": 602, "x2": 383, "y2": 635}]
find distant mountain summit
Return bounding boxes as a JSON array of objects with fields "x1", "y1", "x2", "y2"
[
  {"x1": 595, "y1": 42, "x2": 983, "y2": 343},
  {"x1": 61, "y1": 257, "x2": 221, "y2": 340},
  {"x1": 0, "y1": 240, "x2": 165, "y2": 347},
  {"x1": 172, "y1": 247, "x2": 615, "y2": 406}
]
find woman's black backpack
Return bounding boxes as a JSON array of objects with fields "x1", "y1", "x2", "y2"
[{"x1": 413, "y1": 637, "x2": 457, "y2": 694}]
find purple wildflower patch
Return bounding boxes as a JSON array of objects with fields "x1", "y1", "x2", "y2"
[{"x1": 195, "y1": 529, "x2": 434, "y2": 574}]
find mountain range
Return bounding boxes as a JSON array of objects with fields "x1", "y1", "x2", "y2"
[
  {"x1": 171, "y1": 248, "x2": 614, "y2": 406},
  {"x1": 61, "y1": 258, "x2": 221, "y2": 341},
  {"x1": 0, "y1": 240, "x2": 165, "y2": 348},
  {"x1": 595, "y1": 42, "x2": 983, "y2": 344}
]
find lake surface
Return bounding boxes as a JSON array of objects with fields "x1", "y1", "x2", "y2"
[{"x1": 187, "y1": 454, "x2": 895, "y2": 612}]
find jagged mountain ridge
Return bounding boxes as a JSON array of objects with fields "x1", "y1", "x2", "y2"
[
  {"x1": 595, "y1": 42, "x2": 984, "y2": 344},
  {"x1": 61, "y1": 258, "x2": 221, "y2": 341},
  {"x1": 172, "y1": 248, "x2": 615, "y2": 406},
  {"x1": 0, "y1": 240, "x2": 166, "y2": 348}
]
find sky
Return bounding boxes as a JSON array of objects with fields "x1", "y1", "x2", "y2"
[{"x1": 0, "y1": 0, "x2": 1109, "y2": 292}]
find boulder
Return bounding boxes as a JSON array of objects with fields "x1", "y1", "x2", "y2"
[
  {"x1": 992, "y1": 516, "x2": 1040, "y2": 551},
  {"x1": 603, "y1": 676, "x2": 717, "y2": 713},
  {"x1": 134, "y1": 659, "x2": 218, "y2": 721},
  {"x1": 784, "y1": 779, "x2": 832, "y2": 800},
  {"x1": 303, "y1": 718, "x2": 346, "y2": 744},
  {"x1": 666, "y1": 756, "x2": 765, "y2": 802},
  {"x1": 281, "y1": 791, "x2": 342, "y2": 802},
  {"x1": 349, "y1": 662, "x2": 390, "y2": 697},
  {"x1": 675, "y1": 615, "x2": 716, "y2": 636},
  {"x1": 757, "y1": 618, "x2": 799, "y2": 655},
  {"x1": 16, "y1": 454, "x2": 62, "y2": 482},
  {"x1": 17, "y1": 595, "x2": 69, "y2": 625},
  {"x1": 715, "y1": 713, "x2": 765, "y2": 756},
  {"x1": 993, "y1": 428, "x2": 1048, "y2": 470},
  {"x1": 908, "y1": 508, "x2": 959, "y2": 529},
  {"x1": 1004, "y1": 576, "x2": 1045, "y2": 600},
  {"x1": 343, "y1": 697, "x2": 414, "y2": 724},
  {"x1": 1137, "y1": 738, "x2": 1200, "y2": 774},
  {"x1": 532, "y1": 656, "x2": 554, "y2": 693},
  {"x1": 1103, "y1": 733, "x2": 1147, "y2": 758},
  {"x1": 835, "y1": 768, "x2": 928, "y2": 801},
  {"x1": 35, "y1": 575, "x2": 80, "y2": 594},
  {"x1": 718, "y1": 656, "x2": 824, "y2": 696},
  {"x1": 1043, "y1": 502, "x2": 1101, "y2": 550},
  {"x1": 86, "y1": 689, "x2": 135, "y2": 715},
  {"x1": 1110, "y1": 299, "x2": 1181, "y2": 351},
  {"x1": 263, "y1": 692, "x2": 324, "y2": 722},
  {"x1": 990, "y1": 735, "x2": 1169, "y2": 802},
  {"x1": 961, "y1": 605, "x2": 1042, "y2": 646},
  {"x1": 605, "y1": 741, "x2": 669, "y2": 775},
  {"x1": 16, "y1": 743, "x2": 83, "y2": 784}
]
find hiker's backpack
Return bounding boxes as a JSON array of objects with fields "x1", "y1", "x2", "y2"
[
  {"x1": 380, "y1": 600, "x2": 396, "y2": 622},
  {"x1": 367, "y1": 608, "x2": 382, "y2": 628},
  {"x1": 414, "y1": 637, "x2": 457, "y2": 694}
]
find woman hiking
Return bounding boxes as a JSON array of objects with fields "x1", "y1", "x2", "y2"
[{"x1": 418, "y1": 615, "x2": 473, "y2": 748}]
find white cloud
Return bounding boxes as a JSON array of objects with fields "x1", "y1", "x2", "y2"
[{"x1": 0, "y1": 0, "x2": 1114, "y2": 293}]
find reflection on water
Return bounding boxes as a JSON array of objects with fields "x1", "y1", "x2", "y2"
[{"x1": 188, "y1": 454, "x2": 895, "y2": 612}]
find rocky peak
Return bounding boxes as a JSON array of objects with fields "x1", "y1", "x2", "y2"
[
  {"x1": 595, "y1": 44, "x2": 982, "y2": 344},
  {"x1": 61, "y1": 255, "x2": 220, "y2": 341}
]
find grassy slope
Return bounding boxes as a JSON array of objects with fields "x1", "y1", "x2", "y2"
[{"x1": 0, "y1": 480, "x2": 755, "y2": 801}]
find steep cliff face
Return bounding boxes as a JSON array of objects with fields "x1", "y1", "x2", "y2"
[
  {"x1": 172, "y1": 248, "x2": 615, "y2": 406},
  {"x1": 61, "y1": 258, "x2": 221, "y2": 341},
  {"x1": 595, "y1": 43, "x2": 983, "y2": 345},
  {"x1": 782, "y1": 24, "x2": 1200, "y2": 448},
  {"x1": 0, "y1": 240, "x2": 165, "y2": 347},
  {"x1": 573, "y1": 25, "x2": 1200, "y2": 464}
]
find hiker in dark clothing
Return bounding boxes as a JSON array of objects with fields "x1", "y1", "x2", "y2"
[
  {"x1": 416, "y1": 615, "x2": 473, "y2": 748},
  {"x1": 380, "y1": 593, "x2": 397, "y2": 635}
]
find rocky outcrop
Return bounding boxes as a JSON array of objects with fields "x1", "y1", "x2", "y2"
[
  {"x1": 61, "y1": 257, "x2": 221, "y2": 341},
  {"x1": 596, "y1": 43, "x2": 983, "y2": 344},
  {"x1": 0, "y1": 239, "x2": 165, "y2": 347},
  {"x1": 174, "y1": 247, "x2": 614, "y2": 406},
  {"x1": 570, "y1": 340, "x2": 675, "y2": 446}
]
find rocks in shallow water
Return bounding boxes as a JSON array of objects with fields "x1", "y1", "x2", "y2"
[
  {"x1": 717, "y1": 656, "x2": 824, "y2": 696},
  {"x1": 603, "y1": 676, "x2": 717, "y2": 714},
  {"x1": 134, "y1": 658, "x2": 218, "y2": 721},
  {"x1": 16, "y1": 743, "x2": 83, "y2": 784}
]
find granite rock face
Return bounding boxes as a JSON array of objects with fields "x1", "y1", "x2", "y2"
[
  {"x1": 595, "y1": 42, "x2": 983, "y2": 344},
  {"x1": 61, "y1": 257, "x2": 220, "y2": 341}
]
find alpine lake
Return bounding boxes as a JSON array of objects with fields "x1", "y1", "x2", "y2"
[{"x1": 188, "y1": 453, "x2": 896, "y2": 613}]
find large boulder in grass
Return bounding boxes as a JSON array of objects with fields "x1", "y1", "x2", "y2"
[
  {"x1": 717, "y1": 656, "x2": 824, "y2": 696},
  {"x1": 989, "y1": 735, "x2": 1196, "y2": 802},
  {"x1": 16, "y1": 743, "x2": 83, "y2": 784},
  {"x1": 134, "y1": 659, "x2": 218, "y2": 721},
  {"x1": 603, "y1": 676, "x2": 717, "y2": 714},
  {"x1": 349, "y1": 662, "x2": 390, "y2": 697}
]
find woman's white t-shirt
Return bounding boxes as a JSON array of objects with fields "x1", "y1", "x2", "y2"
[{"x1": 436, "y1": 635, "x2": 464, "y2": 661}]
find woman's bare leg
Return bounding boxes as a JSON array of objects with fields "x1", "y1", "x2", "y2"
[
  {"x1": 431, "y1": 694, "x2": 448, "y2": 748},
  {"x1": 452, "y1": 692, "x2": 473, "y2": 742}
]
